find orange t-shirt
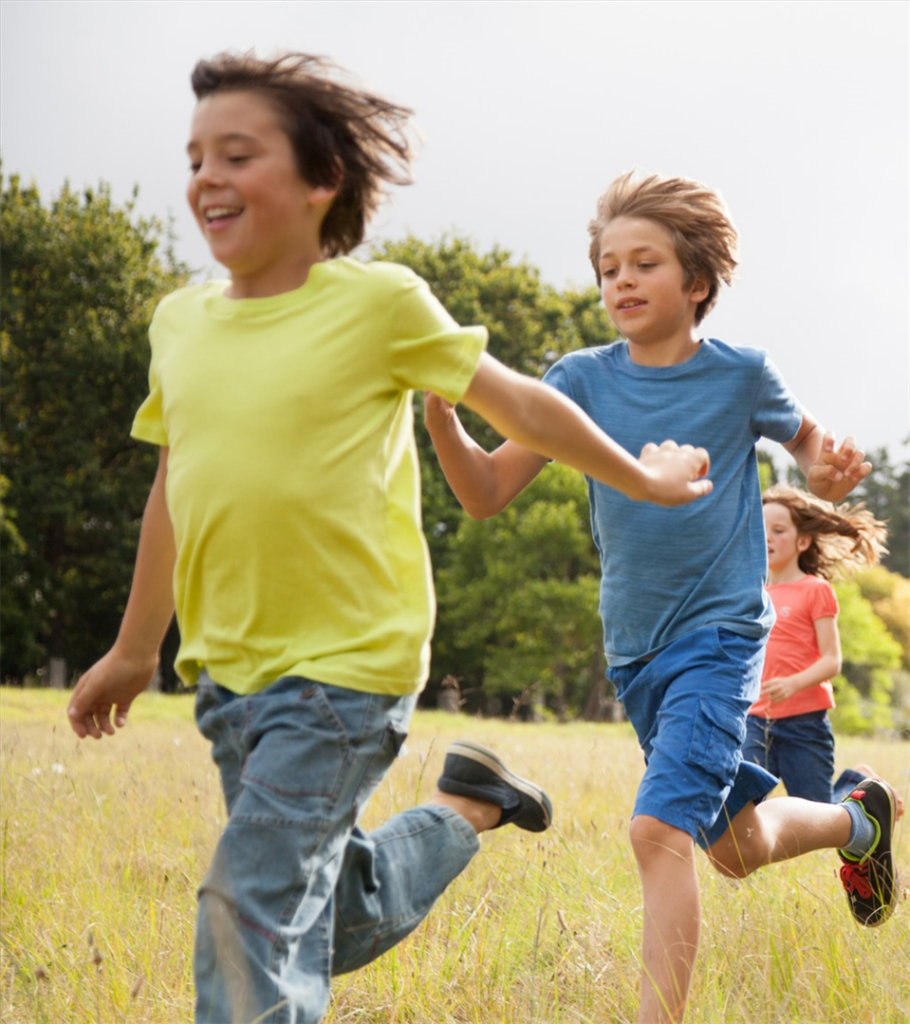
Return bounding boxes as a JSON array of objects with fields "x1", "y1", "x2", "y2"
[{"x1": 749, "y1": 575, "x2": 838, "y2": 720}]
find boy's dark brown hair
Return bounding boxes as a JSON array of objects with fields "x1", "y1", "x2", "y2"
[
  {"x1": 191, "y1": 51, "x2": 415, "y2": 257},
  {"x1": 588, "y1": 171, "x2": 739, "y2": 325},
  {"x1": 762, "y1": 485, "x2": 888, "y2": 579}
]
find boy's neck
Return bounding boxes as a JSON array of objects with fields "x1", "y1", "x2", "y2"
[
  {"x1": 226, "y1": 251, "x2": 327, "y2": 300},
  {"x1": 626, "y1": 333, "x2": 701, "y2": 368}
]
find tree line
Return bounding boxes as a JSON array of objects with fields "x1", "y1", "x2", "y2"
[{"x1": 2, "y1": 175, "x2": 908, "y2": 734}]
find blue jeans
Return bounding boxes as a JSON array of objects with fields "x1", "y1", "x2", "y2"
[
  {"x1": 743, "y1": 711, "x2": 863, "y2": 804},
  {"x1": 193, "y1": 672, "x2": 479, "y2": 1024}
]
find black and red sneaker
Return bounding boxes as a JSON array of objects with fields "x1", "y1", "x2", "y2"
[{"x1": 837, "y1": 778, "x2": 898, "y2": 927}]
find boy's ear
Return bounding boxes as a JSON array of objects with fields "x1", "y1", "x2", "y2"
[
  {"x1": 307, "y1": 183, "x2": 340, "y2": 207},
  {"x1": 689, "y1": 273, "x2": 710, "y2": 303},
  {"x1": 307, "y1": 163, "x2": 343, "y2": 209}
]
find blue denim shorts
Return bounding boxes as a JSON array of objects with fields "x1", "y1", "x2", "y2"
[{"x1": 608, "y1": 626, "x2": 778, "y2": 849}]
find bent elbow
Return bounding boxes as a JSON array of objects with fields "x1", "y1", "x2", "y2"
[{"x1": 463, "y1": 500, "x2": 503, "y2": 521}]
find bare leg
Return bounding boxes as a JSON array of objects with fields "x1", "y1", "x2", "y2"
[
  {"x1": 630, "y1": 816, "x2": 700, "y2": 1024},
  {"x1": 430, "y1": 790, "x2": 502, "y2": 833},
  {"x1": 706, "y1": 797, "x2": 851, "y2": 878}
]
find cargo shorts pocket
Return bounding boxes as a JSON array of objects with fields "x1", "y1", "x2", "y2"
[{"x1": 687, "y1": 697, "x2": 747, "y2": 785}]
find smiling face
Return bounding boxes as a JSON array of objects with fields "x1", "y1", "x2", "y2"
[
  {"x1": 186, "y1": 90, "x2": 336, "y2": 298},
  {"x1": 763, "y1": 501, "x2": 810, "y2": 581},
  {"x1": 597, "y1": 216, "x2": 709, "y2": 364}
]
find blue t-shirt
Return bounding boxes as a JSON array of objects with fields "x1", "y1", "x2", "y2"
[{"x1": 543, "y1": 339, "x2": 803, "y2": 666}]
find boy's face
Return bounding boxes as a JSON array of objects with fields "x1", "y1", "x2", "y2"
[
  {"x1": 597, "y1": 217, "x2": 707, "y2": 354},
  {"x1": 186, "y1": 90, "x2": 336, "y2": 298}
]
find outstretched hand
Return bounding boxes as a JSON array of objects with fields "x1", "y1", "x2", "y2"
[
  {"x1": 67, "y1": 648, "x2": 158, "y2": 739},
  {"x1": 806, "y1": 433, "x2": 871, "y2": 503},
  {"x1": 639, "y1": 440, "x2": 713, "y2": 506}
]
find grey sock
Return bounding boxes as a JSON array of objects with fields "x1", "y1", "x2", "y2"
[{"x1": 841, "y1": 798, "x2": 877, "y2": 857}]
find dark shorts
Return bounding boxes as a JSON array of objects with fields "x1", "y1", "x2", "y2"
[
  {"x1": 609, "y1": 626, "x2": 778, "y2": 849},
  {"x1": 743, "y1": 710, "x2": 843, "y2": 803}
]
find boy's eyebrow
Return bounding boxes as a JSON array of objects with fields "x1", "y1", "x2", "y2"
[
  {"x1": 601, "y1": 242, "x2": 663, "y2": 260},
  {"x1": 186, "y1": 131, "x2": 260, "y2": 152}
]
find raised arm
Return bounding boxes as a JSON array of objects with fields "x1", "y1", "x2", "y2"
[
  {"x1": 784, "y1": 414, "x2": 872, "y2": 503},
  {"x1": 67, "y1": 446, "x2": 177, "y2": 738},
  {"x1": 428, "y1": 353, "x2": 712, "y2": 517}
]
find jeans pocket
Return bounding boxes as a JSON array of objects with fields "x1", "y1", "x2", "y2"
[{"x1": 688, "y1": 697, "x2": 747, "y2": 785}]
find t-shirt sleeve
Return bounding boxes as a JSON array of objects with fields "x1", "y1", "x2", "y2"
[
  {"x1": 751, "y1": 353, "x2": 803, "y2": 444},
  {"x1": 385, "y1": 269, "x2": 487, "y2": 402},
  {"x1": 808, "y1": 578, "x2": 839, "y2": 621},
  {"x1": 541, "y1": 358, "x2": 573, "y2": 398},
  {"x1": 131, "y1": 305, "x2": 168, "y2": 447}
]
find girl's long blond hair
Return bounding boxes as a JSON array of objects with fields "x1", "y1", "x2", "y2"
[{"x1": 762, "y1": 485, "x2": 887, "y2": 580}]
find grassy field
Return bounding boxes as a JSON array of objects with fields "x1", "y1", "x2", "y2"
[{"x1": 1, "y1": 686, "x2": 908, "y2": 1023}]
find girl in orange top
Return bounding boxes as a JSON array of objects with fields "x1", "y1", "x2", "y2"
[{"x1": 744, "y1": 486, "x2": 887, "y2": 802}]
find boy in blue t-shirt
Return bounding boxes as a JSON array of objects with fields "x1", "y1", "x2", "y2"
[
  {"x1": 66, "y1": 58, "x2": 716, "y2": 1024},
  {"x1": 427, "y1": 171, "x2": 900, "y2": 1024}
]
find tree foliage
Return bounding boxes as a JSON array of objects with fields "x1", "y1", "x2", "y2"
[
  {"x1": 433, "y1": 463, "x2": 605, "y2": 717},
  {"x1": 830, "y1": 577, "x2": 903, "y2": 735},
  {"x1": 1, "y1": 174, "x2": 188, "y2": 682},
  {"x1": 855, "y1": 444, "x2": 910, "y2": 578}
]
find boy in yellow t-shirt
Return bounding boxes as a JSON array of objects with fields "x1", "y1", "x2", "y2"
[{"x1": 67, "y1": 53, "x2": 713, "y2": 1024}]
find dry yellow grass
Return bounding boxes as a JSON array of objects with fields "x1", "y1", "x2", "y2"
[{"x1": 1, "y1": 688, "x2": 908, "y2": 1023}]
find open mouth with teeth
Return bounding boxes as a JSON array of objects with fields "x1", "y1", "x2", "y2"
[
  {"x1": 204, "y1": 206, "x2": 242, "y2": 224},
  {"x1": 617, "y1": 300, "x2": 646, "y2": 310}
]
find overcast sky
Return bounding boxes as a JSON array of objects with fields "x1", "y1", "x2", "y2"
[{"x1": 2, "y1": 1, "x2": 908, "y2": 464}]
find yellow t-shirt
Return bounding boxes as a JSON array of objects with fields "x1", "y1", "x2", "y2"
[{"x1": 132, "y1": 258, "x2": 486, "y2": 695}]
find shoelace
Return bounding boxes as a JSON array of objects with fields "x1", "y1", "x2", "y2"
[{"x1": 840, "y1": 862, "x2": 874, "y2": 900}]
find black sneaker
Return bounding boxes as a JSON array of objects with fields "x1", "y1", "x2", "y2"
[
  {"x1": 837, "y1": 778, "x2": 898, "y2": 927},
  {"x1": 437, "y1": 740, "x2": 552, "y2": 833}
]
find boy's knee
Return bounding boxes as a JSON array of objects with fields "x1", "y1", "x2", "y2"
[
  {"x1": 705, "y1": 816, "x2": 764, "y2": 879},
  {"x1": 630, "y1": 815, "x2": 693, "y2": 868},
  {"x1": 705, "y1": 841, "x2": 752, "y2": 879}
]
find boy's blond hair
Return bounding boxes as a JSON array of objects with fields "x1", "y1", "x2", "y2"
[
  {"x1": 588, "y1": 171, "x2": 738, "y2": 325},
  {"x1": 762, "y1": 485, "x2": 888, "y2": 580},
  {"x1": 191, "y1": 52, "x2": 415, "y2": 258}
]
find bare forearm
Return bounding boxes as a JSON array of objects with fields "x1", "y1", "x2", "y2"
[
  {"x1": 774, "y1": 654, "x2": 841, "y2": 694},
  {"x1": 114, "y1": 449, "x2": 176, "y2": 659},
  {"x1": 426, "y1": 405, "x2": 547, "y2": 517},
  {"x1": 67, "y1": 448, "x2": 177, "y2": 739},
  {"x1": 786, "y1": 421, "x2": 825, "y2": 484},
  {"x1": 461, "y1": 356, "x2": 655, "y2": 500}
]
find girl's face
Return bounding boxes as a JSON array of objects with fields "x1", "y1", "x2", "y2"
[{"x1": 763, "y1": 501, "x2": 809, "y2": 575}]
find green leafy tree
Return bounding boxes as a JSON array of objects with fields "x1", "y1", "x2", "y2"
[
  {"x1": 830, "y1": 578, "x2": 903, "y2": 735},
  {"x1": 757, "y1": 449, "x2": 778, "y2": 492},
  {"x1": 855, "y1": 444, "x2": 910, "y2": 577},
  {"x1": 432, "y1": 463, "x2": 605, "y2": 718},
  {"x1": 1, "y1": 174, "x2": 188, "y2": 682}
]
